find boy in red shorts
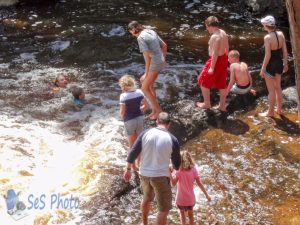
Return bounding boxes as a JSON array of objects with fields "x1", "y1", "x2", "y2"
[{"x1": 197, "y1": 16, "x2": 229, "y2": 112}]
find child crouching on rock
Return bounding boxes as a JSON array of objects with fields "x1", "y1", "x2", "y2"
[{"x1": 226, "y1": 50, "x2": 256, "y2": 96}]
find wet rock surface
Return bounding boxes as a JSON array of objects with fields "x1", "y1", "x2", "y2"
[{"x1": 79, "y1": 86, "x2": 300, "y2": 224}]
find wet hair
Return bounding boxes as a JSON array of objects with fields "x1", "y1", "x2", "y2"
[
  {"x1": 118, "y1": 74, "x2": 136, "y2": 91},
  {"x1": 71, "y1": 86, "x2": 84, "y2": 100},
  {"x1": 128, "y1": 21, "x2": 144, "y2": 33},
  {"x1": 156, "y1": 112, "x2": 171, "y2": 125},
  {"x1": 228, "y1": 50, "x2": 240, "y2": 59},
  {"x1": 205, "y1": 16, "x2": 219, "y2": 27},
  {"x1": 54, "y1": 74, "x2": 66, "y2": 87},
  {"x1": 180, "y1": 151, "x2": 195, "y2": 171}
]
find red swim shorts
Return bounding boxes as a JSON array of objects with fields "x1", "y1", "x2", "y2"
[{"x1": 197, "y1": 54, "x2": 228, "y2": 89}]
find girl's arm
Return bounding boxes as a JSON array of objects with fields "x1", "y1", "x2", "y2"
[
  {"x1": 160, "y1": 39, "x2": 167, "y2": 59},
  {"x1": 260, "y1": 35, "x2": 271, "y2": 77},
  {"x1": 226, "y1": 64, "x2": 235, "y2": 95},
  {"x1": 143, "y1": 51, "x2": 151, "y2": 77},
  {"x1": 119, "y1": 104, "x2": 125, "y2": 120},
  {"x1": 281, "y1": 33, "x2": 288, "y2": 73},
  {"x1": 195, "y1": 177, "x2": 211, "y2": 201},
  {"x1": 169, "y1": 167, "x2": 179, "y2": 186}
]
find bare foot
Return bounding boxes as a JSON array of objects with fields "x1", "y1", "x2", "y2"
[
  {"x1": 146, "y1": 111, "x2": 160, "y2": 120},
  {"x1": 258, "y1": 111, "x2": 273, "y2": 117},
  {"x1": 214, "y1": 104, "x2": 227, "y2": 112},
  {"x1": 216, "y1": 106, "x2": 227, "y2": 112},
  {"x1": 275, "y1": 107, "x2": 282, "y2": 115},
  {"x1": 196, "y1": 102, "x2": 211, "y2": 109},
  {"x1": 148, "y1": 112, "x2": 160, "y2": 120}
]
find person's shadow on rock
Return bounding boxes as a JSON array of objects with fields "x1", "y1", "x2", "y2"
[
  {"x1": 273, "y1": 115, "x2": 300, "y2": 135},
  {"x1": 220, "y1": 118, "x2": 250, "y2": 135}
]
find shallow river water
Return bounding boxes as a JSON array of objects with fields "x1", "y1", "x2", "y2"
[{"x1": 0, "y1": 1, "x2": 299, "y2": 225}]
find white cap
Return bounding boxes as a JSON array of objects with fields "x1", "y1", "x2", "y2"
[{"x1": 261, "y1": 15, "x2": 275, "y2": 26}]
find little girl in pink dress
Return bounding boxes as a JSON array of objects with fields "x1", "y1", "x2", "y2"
[{"x1": 170, "y1": 151, "x2": 211, "y2": 225}]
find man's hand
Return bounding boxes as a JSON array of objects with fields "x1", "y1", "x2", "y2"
[
  {"x1": 123, "y1": 169, "x2": 132, "y2": 183},
  {"x1": 208, "y1": 67, "x2": 214, "y2": 75}
]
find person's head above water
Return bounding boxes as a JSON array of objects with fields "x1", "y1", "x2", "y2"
[
  {"x1": 128, "y1": 21, "x2": 144, "y2": 37},
  {"x1": 54, "y1": 74, "x2": 68, "y2": 88},
  {"x1": 71, "y1": 86, "x2": 85, "y2": 100}
]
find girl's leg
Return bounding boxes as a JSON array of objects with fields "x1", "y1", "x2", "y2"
[
  {"x1": 187, "y1": 210, "x2": 194, "y2": 225},
  {"x1": 141, "y1": 70, "x2": 161, "y2": 119},
  {"x1": 274, "y1": 74, "x2": 283, "y2": 115},
  {"x1": 178, "y1": 209, "x2": 186, "y2": 225},
  {"x1": 127, "y1": 134, "x2": 138, "y2": 169},
  {"x1": 127, "y1": 134, "x2": 137, "y2": 149},
  {"x1": 260, "y1": 75, "x2": 276, "y2": 117}
]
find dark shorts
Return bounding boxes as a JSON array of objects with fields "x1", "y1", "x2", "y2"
[
  {"x1": 177, "y1": 204, "x2": 195, "y2": 211},
  {"x1": 140, "y1": 175, "x2": 172, "y2": 212},
  {"x1": 198, "y1": 54, "x2": 228, "y2": 89},
  {"x1": 265, "y1": 53, "x2": 283, "y2": 77}
]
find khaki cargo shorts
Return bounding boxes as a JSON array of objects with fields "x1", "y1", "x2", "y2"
[{"x1": 140, "y1": 175, "x2": 172, "y2": 212}]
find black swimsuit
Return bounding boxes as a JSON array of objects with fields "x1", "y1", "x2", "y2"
[{"x1": 265, "y1": 31, "x2": 283, "y2": 77}]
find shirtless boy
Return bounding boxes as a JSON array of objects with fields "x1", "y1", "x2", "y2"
[
  {"x1": 226, "y1": 50, "x2": 256, "y2": 96},
  {"x1": 197, "y1": 16, "x2": 229, "y2": 112}
]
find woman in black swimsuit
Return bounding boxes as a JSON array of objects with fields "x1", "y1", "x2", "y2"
[{"x1": 260, "y1": 15, "x2": 288, "y2": 117}]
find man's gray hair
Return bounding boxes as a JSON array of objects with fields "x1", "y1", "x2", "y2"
[{"x1": 157, "y1": 112, "x2": 171, "y2": 125}]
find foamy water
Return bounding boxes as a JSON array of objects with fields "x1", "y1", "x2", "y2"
[{"x1": 0, "y1": 61, "x2": 202, "y2": 224}]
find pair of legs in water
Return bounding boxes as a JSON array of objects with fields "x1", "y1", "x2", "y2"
[
  {"x1": 259, "y1": 73, "x2": 282, "y2": 117},
  {"x1": 140, "y1": 69, "x2": 162, "y2": 120}
]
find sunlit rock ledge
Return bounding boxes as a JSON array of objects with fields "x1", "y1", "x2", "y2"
[{"x1": 158, "y1": 86, "x2": 298, "y2": 145}]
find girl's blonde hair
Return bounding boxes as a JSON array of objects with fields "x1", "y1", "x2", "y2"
[
  {"x1": 180, "y1": 150, "x2": 195, "y2": 170},
  {"x1": 118, "y1": 74, "x2": 136, "y2": 91}
]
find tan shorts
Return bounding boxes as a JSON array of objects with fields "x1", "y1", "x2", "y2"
[{"x1": 140, "y1": 175, "x2": 172, "y2": 212}]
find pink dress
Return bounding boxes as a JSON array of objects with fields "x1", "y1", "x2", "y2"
[{"x1": 175, "y1": 167, "x2": 198, "y2": 206}]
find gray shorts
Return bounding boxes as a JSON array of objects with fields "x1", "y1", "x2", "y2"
[
  {"x1": 150, "y1": 55, "x2": 166, "y2": 71},
  {"x1": 231, "y1": 83, "x2": 252, "y2": 95},
  {"x1": 124, "y1": 116, "x2": 144, "y2": 136}
]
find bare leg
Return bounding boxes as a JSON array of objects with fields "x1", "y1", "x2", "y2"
[
  {"x1": 259, "y1": 75, "x2": 275, "y2": 117},
  {"x1": 142, "y1": 70, "x2": 161, "y2": 120},
  {"x1": 218, "y1": 88, "x2": 227, "y2": 111},
  {"x1": 187, "y1": 210, "x2": 194, "y2": 225},
  {"x1": 127, "y1": 134, "x2": 137, "y2": 149},
  {"x1": 141, "y1": 200, "x2": 151, "y2": 225},
  {"x1": 178, "y1": 210, "x2": 186, "y2": 225},
  {"x1": 196, "y1": 86, "x2": 211, "y2": 108},
  {"x1": 151, "y1": 85, "x2": 156, "y2": 98},
  {"x1": 127, "y1": 133, "x2": 138, "y2": 169},
  {"x1": 274, "y1": 74, "x2": 283, "y2": 115},
  {"x1": 156, "y1": 211, "x2": 169, "y2": 225}
]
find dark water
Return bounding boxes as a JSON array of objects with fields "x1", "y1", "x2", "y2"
[{"x1": 0, "y1": 1, "x2": 298, "y2": 225}]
